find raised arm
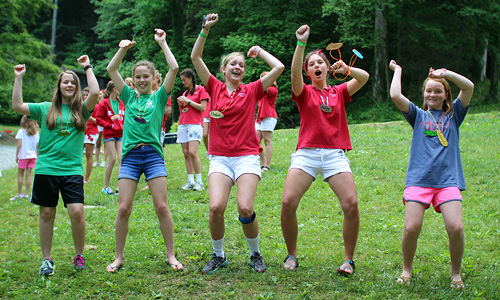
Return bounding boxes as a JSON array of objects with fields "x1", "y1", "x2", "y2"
[
  {"x1": 389, "y1": 60, "x2": 410, "y2": 113},
  {"x1": 77, "y1": 55, "x2": 99, "y2": 111},
  {"x1": 429, "y1": 68, "x2": 474, "y2": 109},
  {"x1": 247, "y1": 46, "x2": 284, "y2": 91},
  {"x1": 12, "y1": 64, "x2": 30, "y2": 116},
  {"x1": 107, "y1": 39, "x2": 136, "y2": 94},
  {"x1": 155, "y1": 28, "x2": 178, "y2": 94},
  {"x1": 331, "y1": 60, "x2": 369, "y2": 96},
  {"x1": 291, "y1": 25, "x2": 309, "y2": 97},
  {"x1": 190, "y1": 13, "x2": 218, "y2": 86}
]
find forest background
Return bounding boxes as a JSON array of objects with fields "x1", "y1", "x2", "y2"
[{"x1": 1, "y1": 0, "x2": 500, "y2": 129}]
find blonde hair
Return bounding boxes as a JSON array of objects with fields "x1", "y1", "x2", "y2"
[
  {"x1": 20, "y1": 115, "x2": 39, "y2": 136},
  {"x1": 220, "y1": 52, "x2": 246, "y2": 72},
  {"x1": 124, "y1": 77, "x2": 135, "y2": 89},
  {"x1": 46, "y1": 70, "x2": 86, "y2": 131}
]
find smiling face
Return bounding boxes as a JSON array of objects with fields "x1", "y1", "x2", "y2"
[
  {"x1": 305, "y1": 53, "x2": 329, "y2": 84},
  {"x1": 59, "y1": 73, "x2": 76, "y2": 101},
  {"x1": 222, "y1": 54, "x2": 246, "y2": 84},
  {"x1": 424, "y1": 79, "x2": 448, "y2": 110},
  {"x1": 133, "y1": 65, "x2": 154, "y2": 94}
]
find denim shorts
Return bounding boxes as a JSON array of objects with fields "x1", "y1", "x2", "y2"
[
  {"x1": 118, "y1": 145, "x2": 167, "y2": 182},
  {"x1": 104, "y1": 136, "x2": 123, "y2": 143}
]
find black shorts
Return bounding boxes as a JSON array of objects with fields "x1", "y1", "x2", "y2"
[{"x1": 31, "y1": 174, "x2": 84, "y2": 207}]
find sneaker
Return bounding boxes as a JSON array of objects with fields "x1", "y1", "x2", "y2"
[
  {"x1": 39, "y1": 259, "x2": 55, "y2": 276},
  {"x1": 93, "y1": 162, "x2": 99, "y2": 167},
  {"x1": 201, "y1": 254, "x2": 228, "y2": 274},
  {"x1": 193, "y1": 182, "x2": 204, "y2": 191},
  {"x1": 181, "y1": 181, "x2": 195, "y2": 190},
  {"x1": 250, "y1": 252, "x2": 267, "y2": 273},
  {"x1": 102, "y1": 187, "x2": 114, "y2": 195},
  {"x1": 100, "y1": 161, "x2": 107, "y2": 167},
  {"x1": 73, "y1": 255, "x2": 86, "y2": 271},
  {"x1": 115, "y1": 187, "x2": 119, "y2": 194},
  {"x1": 9, "y1": 194, "x2": 22, "y2": 201}
]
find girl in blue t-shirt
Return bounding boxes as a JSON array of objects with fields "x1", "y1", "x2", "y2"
[{"x1": 389, "y1": 60, "x2": 474, "y2": 289}]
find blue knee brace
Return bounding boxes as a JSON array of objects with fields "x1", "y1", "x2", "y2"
[{"x1": 239, "y1": 212, "x2": 256, "y2": 224}]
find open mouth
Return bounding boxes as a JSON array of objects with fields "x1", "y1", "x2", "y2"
[{"x1": 315, "y1": 70, "x2": 322, "y2": 76}]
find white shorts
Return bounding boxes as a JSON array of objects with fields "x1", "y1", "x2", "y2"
[
  {"x1": 203, "y1": 117, "x2": 210, "y2": 123},
  {"x1": 209, "y1": 155, "x2": 261, "y2": 183},
  {"x1": 176, "y1": 124, "x2": 203, "y2": 143},
  {"x1": 84, "y1": 133, "x2": 99, "y2": 145},
  {"x1": 255, "y1": 117, "x2": 278, "y2": 132},
  {"x1": 98, "y1": 125, "x2": 103, "y2": 133},
  {"x1": 289, "y1": 148, "x2": 351, "y2": 181}
]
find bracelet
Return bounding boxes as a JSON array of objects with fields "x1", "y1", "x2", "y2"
[
  {"x1": 84, "y1": 64, "x2": 93, "y2": 71},
  {"x1": 199, "y1": 32, "x2": 208, "y2": 38},
  {"x1": 297, "y1": 41, "x2": 306, "y2": 47},
  {"x1": 188, "y1": 100, "x2": 192, "y2": 105}
]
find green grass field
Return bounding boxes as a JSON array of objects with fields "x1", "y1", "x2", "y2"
[{"x1": 1, "y1": 112, "x2": 499, "y2": 299}]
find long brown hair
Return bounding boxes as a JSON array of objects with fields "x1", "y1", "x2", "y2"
[
  {"x1": 421, "y1": 77, "x2": 454, "y2": 116},
  {"x1": 46, "y1": 70, "x2": 86, "y2": 131},
  {"x1": 20, "y1": 115, "x2": 39, "y2": 136}
]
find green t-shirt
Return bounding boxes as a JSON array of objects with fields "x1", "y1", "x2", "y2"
[
  {"x1": 120, "y1": 85, "x2": 168, "y2": 159},
  {"x1": 28, "y1": 102, "x2": 91, "y2": 176}
]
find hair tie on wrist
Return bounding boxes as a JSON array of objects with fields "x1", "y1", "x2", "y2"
[
  {"x1": 297, "y1": 41, "x2": 306, "y2": 47},
  {"x1": 84, "y1": 65, "x2": 93, "y2": 71},
  {"x1": 199, "y1": 32, "x2": 208, "y2": 38}
]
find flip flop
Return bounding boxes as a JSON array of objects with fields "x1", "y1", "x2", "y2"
[
  {"x1": 261, "y1": 166, "x2": 271, "y2": 172},
  {"x1": 396, "y1": 275, "x2": 411, "y2": 286},
  {"x1": 283, "y1": 255, "x2": 299, "y2": 271},
  {"x1": 106, "y1": 264, "x2": 122, "y2": 273},
  {"x1": 337, "y1": 260, "x2": 355, "y2": 277},
  {"x1": 169, "y1": 262, "x2": 184, "y2": 271},
  {"x1": 451, "y1": 279, "x2": 465, "y2": 289}
]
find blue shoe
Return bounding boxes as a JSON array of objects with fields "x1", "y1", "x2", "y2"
[
  {"x1": 201, "y1": 254, "x2": 227, "y2": 274},
  {"x1": 73, "y1": 255, "x2": 87, "y2": 271},
  {"x1": 39, "y1": 259, "x2": 55, "y2": 276}
]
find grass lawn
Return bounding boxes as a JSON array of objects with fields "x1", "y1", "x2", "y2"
[{"x1": 0, "y1": 111, "x2": 499, "y2": 299}]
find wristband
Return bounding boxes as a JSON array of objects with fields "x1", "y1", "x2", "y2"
[
  {"x1": 188, "y1": 100, "x2": 192, "y2": 105},
  {"x1": 84, "y1": 64, "x2": 93, "y2": 71},
  {"x1": 199, "y1": 32, "x2": 208, "y2": 38},
  {"x1": 297, "y1": 41, "x2": 306, "y2": 47}
]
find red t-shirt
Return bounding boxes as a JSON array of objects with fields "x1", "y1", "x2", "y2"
[
  {"x1": 178, "y1": 85, "x2": 209, "y2": 125},
  {"x1": 95, "y1": 98, "x2": 125, "y2": 139},
  {"x1": 84, "y1": 110, "x2": 98, "y2": 135},
  {"x1": 162, "y1": 96, "x2": 172, "y2": 131},
  {"x1": 205, "y1": 74, "x2": 264, "y2": 156},
  {"x1": 293, "y1": 82, "x2": 352, "y2": 150},
  {"x1": 256, "y1": 86, "x2": 278, "y2": 123},
  {"x1": 203, "y1": 98, "x2": 211, "y2": 119}
]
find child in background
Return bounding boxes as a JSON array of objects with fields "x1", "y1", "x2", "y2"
[
  {"x1": 176, "y1": 68, "x2": 209, "y2": 191},
  {"x1": 105, "y1": 28, "x2": 182, "y2": 272},
  {"x1": 255, "y1": 71, "x2": 278, "y2": 172},
  {"x1": 11, "y1": 115, "x2": 39, "y2": 200},
  {"x1": 11, "y1": 55, "x2": 99, "y2": 276},
  {"x1": 83, "y1": 87, "x2": 99, "y2": 183},
  {"x1": 95, "y1": 81, "x2": 125, "y2": 195},
  {"x1": 389, "y1": 60, "x2": 474, "y2": 289}
]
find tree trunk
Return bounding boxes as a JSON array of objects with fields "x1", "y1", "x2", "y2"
[
  {"x1": 372, "y1": 3, "x2": 386, "y2": 104},
  {"x1": 488, "y1": 49, "x2": 499, "y2": 103}
]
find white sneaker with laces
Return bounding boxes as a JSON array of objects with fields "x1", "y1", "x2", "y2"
[
  {"x1": 181, "y1": 181, "x2": 195, "y2": 190},
  {"x1": 193, "y1": 182, "x2": 205, "y2": 191},
  {"x1": 93, "y1": 162, "x2": 98, "y2": 167},
  {"x1": 100, "y1": 161, "x2": 107, "y2": 167}
]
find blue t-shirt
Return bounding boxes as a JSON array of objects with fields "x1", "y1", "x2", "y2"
[{"x1": 402, "y1": 98, "x2": 468, "y2": 190}]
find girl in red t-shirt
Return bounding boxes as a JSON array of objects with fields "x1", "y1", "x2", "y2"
[
  {"x1": 255, "y1": 71, "x2": 279, "y2": 172},
  {"x1": 191, "y1": 13, "x2": 284, "y2": 274},
  {"x1": 280, "y1": 25, "x2": 369, "y2": 275},
  {"x1": 176, "y1": 68, "x2": 209, "y2": 191}
]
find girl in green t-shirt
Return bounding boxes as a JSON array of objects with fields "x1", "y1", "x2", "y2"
[
  {"x1": 12, "y1": 55, "x2": 100, "y2": 276},
  {"x1": 105, "y1": 28, "x2": 183, "y2": 273}
]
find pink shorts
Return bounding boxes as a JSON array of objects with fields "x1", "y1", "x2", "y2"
[
  {"x1": 19, "y1": 158, "x2": 37, "y2": 169},
  {"x1": 403, "y1": 186, "x2": 462, "y2": 213}
]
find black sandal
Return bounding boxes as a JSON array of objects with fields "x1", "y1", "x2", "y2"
[{"x1": 337, "y1": 260, "x2": 355, "y2": 277}]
